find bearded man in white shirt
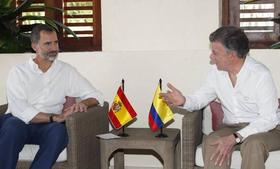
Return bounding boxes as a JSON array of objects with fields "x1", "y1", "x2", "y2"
[
  {"x1": 161, "y1": 26, "x2": 280, "y2": 169},
  {"x1": 0, "y1": 24, "x2": 104, "y2": 169}
]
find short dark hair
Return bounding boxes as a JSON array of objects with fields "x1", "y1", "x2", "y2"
[
  {"x1": 209, "y1": 26, "x2": 249, "y2": 59},
  {"x1": 31, "y1": 24, "x2": 55, "y2": 44}
]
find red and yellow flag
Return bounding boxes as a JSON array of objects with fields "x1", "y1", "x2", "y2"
[{"x1": 108, "y1": 86, "x2": 137, "y2": 129}]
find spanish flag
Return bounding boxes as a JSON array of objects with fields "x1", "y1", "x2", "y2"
[
  {"x1": 108, "y1": 86, "x2": 137, "y2": 129},
  {"x1": 148, "y1": 85, "x2": 174, "y2": 132}
]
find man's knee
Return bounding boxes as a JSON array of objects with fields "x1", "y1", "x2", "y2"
[
  {"x1": 1, "y1": 115, "x2": 28, "y2": 140},
  {"x1": 240, "y1": 135, "x2": 268, "y2": 155},
  {"x1": 46, "y1": 123, "x2": 68, "y2": 147},
  {"x1": 203, "y1": 132, "x2": 220, "y2": 147}
]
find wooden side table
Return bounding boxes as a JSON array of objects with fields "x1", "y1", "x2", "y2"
[{"x1": 99, "y1": 128, "x2": 181, "y2": 169}]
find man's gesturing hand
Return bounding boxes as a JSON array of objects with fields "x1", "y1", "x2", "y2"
[{"x1": 160, "y1": 83, "x2": 186, "y2": 106}]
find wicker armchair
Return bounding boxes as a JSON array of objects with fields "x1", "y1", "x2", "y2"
[
  {"x1": 177, "y1": 104, "x2": 280, "y2": 169},
  {"x1": 172, "y1": 106, "x2": 203, "y2": 169},
  {"x1": 0, "y1": 102, "x2": 109, "y2": 169}
]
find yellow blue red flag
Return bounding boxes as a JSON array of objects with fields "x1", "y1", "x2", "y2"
[
  {"x1": 148, "y1": 84, "x2": 174, "y2": 132},
  {"x1": 108, "y1": 86, "x2": 137, "y2": 129}
]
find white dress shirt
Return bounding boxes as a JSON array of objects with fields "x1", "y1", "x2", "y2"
[
  {"x1": 183, "y1": 56, "x2": 279, "y2": 139},
  {"x1": 6, "y1": 57, "x2": 104, "y2": 124}
]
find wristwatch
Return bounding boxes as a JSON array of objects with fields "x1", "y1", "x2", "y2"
[
  {"x1": 233, "y1": 132, "x2": 241, "y2": 144},
  {"x1": 49, "y1": 115, "x2": 54, "y2": 123}
]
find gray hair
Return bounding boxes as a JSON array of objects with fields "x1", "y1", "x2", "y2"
[
  {"x1": 31, "y1": 24, "x2": 55, "y2": 44},
  {"x1": 209, "y1": 26, "x2": 249, "y2": 59}
]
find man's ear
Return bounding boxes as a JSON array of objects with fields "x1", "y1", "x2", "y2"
[
  {"x1": 31, "y1": 43, "x2": 37, "y2": 52},
  {"x1": 229, "y1": 51, "x2": 238, "y2": 60}
]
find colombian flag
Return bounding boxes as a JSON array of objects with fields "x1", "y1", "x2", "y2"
[
  {"x1": 148, "y1": 85, "x2": 174, "y2": 132},
  {"x1": 108, "y1": 86, "x2": 137, "y2": 129}
]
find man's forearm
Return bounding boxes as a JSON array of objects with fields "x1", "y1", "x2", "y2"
[
  {"x1": 30, "y1": 112, "x2": 67, "y2": 123},
  {"x1": 81, "y1": 98, "x2": 99, "y2": 107},
  {"x1": 30, "y1": 112, "x2": 52, "y2": 123}
]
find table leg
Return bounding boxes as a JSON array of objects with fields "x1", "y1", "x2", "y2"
[
  {"x1": 175, "y1": 139, "x2": 181, "y2": 169},
  {"x1": 163, "y1": 147, "x2": 175, "y2": 169},
  {"x1": 114, "y1": 151, "x2": 124, "y2": 169},
  {"x1": 100, "y1": 146, "x2": 109, "y2": 169}
]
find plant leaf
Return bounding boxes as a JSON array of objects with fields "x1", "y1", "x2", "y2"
[
  {"x1": 52, "y1": 20, "x2": 79, "y2": 40},
  {"x1": 0, "y1": 0, "x2": 78, "y2": 52},
  {"x1": 18, "y1": 24, "x2": 34, "y2": 33},
  {"x1": 18, "y1": 15, "x2": 59, "y2": 31},
  {"x1": 0, "y1": 0, "x2": 13, "y2": 8},
  {"x1": 18, "y1": 15, "x2": 78, "y2": 39},
  {"x1": 270, "y1": 41, "x2": 280, "y2": 49},
  {"x1": 13, "y1": 0, "x2": 35, "y2": 14},
  {"x1": 1, "y1": 0, "x2": 35, "y2": 20},
  {"x1": 27, "y1": 5, "x2": 64, "y2": 13}
]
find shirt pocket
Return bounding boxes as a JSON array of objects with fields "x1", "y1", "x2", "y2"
[{"x1": 235, "y1": 92, "x2": 258, "y2": 114}]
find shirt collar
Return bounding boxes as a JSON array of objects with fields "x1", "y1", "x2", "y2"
[
  {"x1": 28, "y1": 56, "x2": 57, "y2": 74},
  {"x1": 236, "y1": 55, "x2": 250, "y2": 79}
]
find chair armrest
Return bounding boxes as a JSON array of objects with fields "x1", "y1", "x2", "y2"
[
  {"x1": 0, "y1": 104, "x2": 7, "y2": 116},
  {"x1": 65, "y1": 102, "x2": 109, "y2": 169},
  {"x1": 172, "y1": 107, "x2": 203, "y2": 169}
]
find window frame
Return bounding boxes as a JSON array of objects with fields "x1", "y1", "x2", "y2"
[{"x1": 221, "y1": 0, "x2": 280, "y2": 49}]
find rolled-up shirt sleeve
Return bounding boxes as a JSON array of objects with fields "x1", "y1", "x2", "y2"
[{"x1": 6, "y1": 68, "x2": 39, "y2": 123}]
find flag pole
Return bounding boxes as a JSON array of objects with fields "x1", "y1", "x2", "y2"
[
  {"x1": 156, "y1": 78, "x2": 168, "y2": 138},
  {"x1": 118, "y1": 78, "x2": 129, "y2": 137}
]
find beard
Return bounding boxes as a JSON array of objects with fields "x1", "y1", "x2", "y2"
[
  {"x1": 40, "y1": 51, "x2": 58, "y2": 61},
  {"x1": 209, "y1": 59, "x2": 216, "y2": 65},
  {"x1": 209, "y1": 55, "x2": 216, "y2": 65}
]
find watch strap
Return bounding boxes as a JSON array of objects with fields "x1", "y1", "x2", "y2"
[
  {"x1": 49, "y1": 115, "x2": 54, "y2": 122},
  {"x1": 233, "y1": 132, "x2": 241, "y2": 143}
]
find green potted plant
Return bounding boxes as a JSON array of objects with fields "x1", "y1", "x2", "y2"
[{"x1": 0, "y1": 0, "x2": 77, "y2": 53}]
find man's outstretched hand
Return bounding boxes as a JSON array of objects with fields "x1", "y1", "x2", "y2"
[{"x1": 160, "y1": 83, "x2": 186, "y2": 106}]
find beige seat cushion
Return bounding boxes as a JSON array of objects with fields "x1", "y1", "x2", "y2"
[{"x1": 19, "y1": 145, "x2": 67, "y2": 162}]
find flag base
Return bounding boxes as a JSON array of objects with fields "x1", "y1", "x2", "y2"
[
  {"x1": 155, "y1": 133, "x2": 168, "y2": 138},
  {"x1": 118, "y1": 127, "x2": 129, "y2": 137},
  {"x1": 118, "y1": 132, "x2": 129, "y2": 137},
  {"x1": 155, "y1": 128, "x2": 168, "y2": 138}
]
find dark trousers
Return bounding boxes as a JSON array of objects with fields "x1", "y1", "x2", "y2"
[{"x1": 0, "y1": 113, "x2": 68, "y2": 169}]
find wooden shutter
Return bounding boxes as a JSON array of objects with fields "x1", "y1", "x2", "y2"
[
  {"x1": 16, "y1": 0, "x2": 102, "y2": 51},
  {"x1": 222, "y1": 0, "x2": 280, "y2": 48},
  {"x1": 58, "y1": 0, "x2": 102, "y2": 51},
  {"x1": 17, "y1": 0, "x2": 46, "y2": 25}
]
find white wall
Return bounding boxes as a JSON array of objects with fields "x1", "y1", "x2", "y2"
[
  {"x1": 102, "y1": 0, "x2": 219, "y2": 51},
  {"x1": 0, "y1": 0, "x2": 279, "y2": 168}
]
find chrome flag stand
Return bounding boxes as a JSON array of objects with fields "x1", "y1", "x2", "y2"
[
  {"x1": 155, "y1": 79, "x2": 168, "y2": 138},
  {"x1": 118, "y1": 125, "x2": 129, "y2": 137},
  {"x1": 118, "y1": 79, "x2": 129, "y2": 137}
]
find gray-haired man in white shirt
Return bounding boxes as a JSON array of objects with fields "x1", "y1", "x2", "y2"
[
  {"x1": 161, "y1": 26, "x2": 280, "y2": 169},
  {"x1": 0, "y1": 24, "x2": 104, "y2": 169}
]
